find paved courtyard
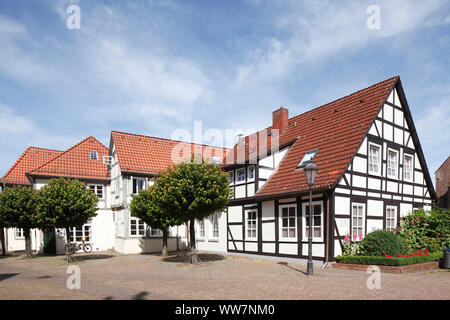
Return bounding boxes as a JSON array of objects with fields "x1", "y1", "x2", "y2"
[{"x1": 0, "y1": 251, "x2": 448, "y2": 300}]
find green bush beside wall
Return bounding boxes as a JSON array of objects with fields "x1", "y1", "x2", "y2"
[{"x1": 335, "y1": 252, "x2": 443, "y2": 266}]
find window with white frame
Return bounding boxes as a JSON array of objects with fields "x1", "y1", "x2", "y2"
[
  {"x1": 386, "y1": 206, "x2": 397, "y2": 231},
  {"x1": 280, "y1": 204, "x2": 296, "y2": 240},
  {"x1": 246, "y1": 210, "x2": 257, "y2": 239},
  {"x1": 198, "y1": 219, "x2": 205, "y2": 238},
  {"x1": 228, "y1": 171, "x2": 234, "y2": 185},
  {"x1": 211, "y1": 214, "x2": 219, "y2": 238},
  {"x1": 150, "y1": 228, "x2": 162, "y2": 237},
  {"x1": 387, "y1": 149, "x2": 398, "y2": 179},
  {"x1": 129, "y1": 217, "x2": 146, "y2": 237},
  {"x1": 247, "y1": 166, "x2": 255, "y2": 181},
  {"x1": 302, "y1": 202, "x2": 323, "y2": 241},
  {"x1": 403, "y1": 154, "x2": 413, "y2": 182},
  {"x1": 89, "y1": 184, "x2": 104, "y2": 199},
  {"x1": 90, "y1": 150, "x2": 98, "y2": 160},
  {"x1": 132, "y1": 178, "x2": 145, "y2": 194},
  {"x1": 236, "y1": 168, "x2": 245, "y2": 183},
  {"x1": 69, "y1": 224, "x2": 91, "y2": 242},
  {"x1": 351, "y1": 203, "x2": 365, "y2": 239},
  {"x1": 368, "y1": 143, "x2": 381, "y2": 175},
  {"x1": 15, "y1": 228, "x2": 24, "y2": 239}
]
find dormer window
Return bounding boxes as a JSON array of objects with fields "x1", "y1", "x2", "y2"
[
  {"x1": 297, "y1": 149, "x2": 318, "y2": 169},
  {"x1": 90, "y1": 150, "x2": 98, "y2": 160}
]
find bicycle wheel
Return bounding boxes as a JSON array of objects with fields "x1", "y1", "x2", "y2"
[{"x1": 83, "y1": 243, "x2": 92, "y2": 253}]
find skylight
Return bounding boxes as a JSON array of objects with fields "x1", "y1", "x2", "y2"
[{"x1": 297, "y1": 149, "x2": 318, "y2": 168}]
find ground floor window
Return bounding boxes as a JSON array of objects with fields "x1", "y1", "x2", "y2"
[
  {"x1": 351, "y1": 203, "x2": 365, "y2": 240},
  {"x1": 386, "y1": 206, "x2": 397, "y2": 231},
  {"x1": 69, "y1": 224, "x2": 91, "y2": 242},
  {"x1": 150, "y1": 228, "x2": 163, "y2": 237},
  {"x1": 129, "y1": 217, "x2": 146, "y2": 237},
  {"x1": 246, "y1": 210, "x2": 257, "y2": 239},
  {"x1": 197, "y1": 219, "x2": 205, "y2": 238},
  {"x1": 211, "y1": 214, "x2": 219, "y2": 238},
  {"x1": 15, "y1": 228, "x2": 24, "y2": 239},
  {"x1": 302, "y1": 202, "x2": 323, "y2": 241},
  {"x1": 280, "y1": 204, "x2": 297, "y2": 240}
]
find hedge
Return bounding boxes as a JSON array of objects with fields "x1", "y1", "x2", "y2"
[{"x1": 335, "y1": 252, "x2": 443, "y2": 266}]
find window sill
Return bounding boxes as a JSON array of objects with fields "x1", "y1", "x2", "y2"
[
  {"x1": 208, "y1": 238, "x2": 219, "y2": 242},
  {"x1": 279, "y1": 238, "x2": 297, "y2": 242}
]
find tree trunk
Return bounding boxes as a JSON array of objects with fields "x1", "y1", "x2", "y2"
[
  {"x1": 186, "y1": 219, "x2": 199, "y2": 264},
  {"x1": 189, "y1": 218, "x2": 196, "y2": 250},
  {"x1": 65, "y1": 227, "x2": 73, "y2": 263},
  {"x1": 24, "y1": 228, "x2": 32, "y2": 259},
  {"x1": 0, "y1": 227, "x2": 6, "y2": 256},
  {"x1": 162, "y1": 228, "x2": 169, "y2": 257}
]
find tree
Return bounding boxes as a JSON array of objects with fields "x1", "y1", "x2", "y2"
[
  {"x1": 151, "y1": 157, "x2": 230, "y2": 263},
  {"x1": 0, "y1": 186, "x2": 39, "y2": 258},
  {"x1": 36, "y1": 178, "x2": 98, "y2": 262},
  {"x1": 130, "y1": 188, "x2": 183, "y2": 256}
]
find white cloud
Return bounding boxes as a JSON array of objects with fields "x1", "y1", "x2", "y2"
[{"x1": 234, "y1": 0, "x2": 449, "y2": 86}]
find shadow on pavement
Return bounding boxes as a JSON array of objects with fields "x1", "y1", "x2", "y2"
[
  {"x1": 162, "y1": 253, "x2": 225, "y2": 263},
  {"x1": 278, "y1": 261, "x2": 307, "y2": 275},
  {"x1": 0, "y1": 273, "x2": 19, "y2": 282},
  {"x1": 132, "y1": 291, "x2": 150, "y2": 300},
  {"x1": 73, "y1": 254, "x2": 115, "y2": 261}
]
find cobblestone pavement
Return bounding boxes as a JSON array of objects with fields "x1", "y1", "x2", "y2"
[{"x1": 0, "y1": 251, "x2": 448, "y2": 300}]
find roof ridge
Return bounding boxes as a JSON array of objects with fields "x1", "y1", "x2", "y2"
[
  {"x1": 231, "y1": 76, "x2": 400, "y2": 145},
  {"x1": 111, "y1": 130, "x2": 231, "y2": 150},
  {"x1": 0, "y1": 147, "x2": 62, "y2": 181},
  {"x1": 29, "y1": 136, "x2": 107, "y2": 175},
  {"x1": 288, "y1": 75, "x2": 399, "y2": 122}
]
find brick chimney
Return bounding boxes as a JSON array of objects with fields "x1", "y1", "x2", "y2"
[{"x1": 272, "y1": 107, "x2": 289, "y2": 135}]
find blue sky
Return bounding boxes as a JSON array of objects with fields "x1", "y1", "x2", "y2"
[{"x1": 0, "y1": 0, "x2": 449, "y2": 180}]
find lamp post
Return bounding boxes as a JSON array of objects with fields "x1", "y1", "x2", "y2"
[{"x1": 304, "y1": 161, "x2": 318, "y2": 276}]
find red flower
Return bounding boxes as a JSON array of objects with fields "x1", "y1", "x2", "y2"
[
  {"x1": 397, "y1": 254, "x2": 403, "y2": 257},
  {"x1": 385, "y1": 255, "x2": 392, "y2": 258},
  {"x1": 424, "y1": 252, "x2": 429, "y2": 255}
]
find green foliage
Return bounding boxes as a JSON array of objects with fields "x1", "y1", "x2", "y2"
[
  {"x1": 360, "y1": 229, "x2": 406, "y2": 256},
  {"x1": 150, "y1": 157, "x2": 231, "y2": 223},
  {"x1": 36, "y1": 178, "x2": 98, "y2": 229},
  {"x1": 335, "y1": 251, "x2": 442, "y2": 266},
  {"x1": 130, "y1": 188, "x2": 183, "y2": 230},
  {"x1": 396, "y1": 208, "x2": 450, "y2": 252},
  {"x1": 0, "y1": 185, "x2": 39, "y2": 229},
  {"x1": 341, "y1": 234, "x2": 364, "y2": 256}
]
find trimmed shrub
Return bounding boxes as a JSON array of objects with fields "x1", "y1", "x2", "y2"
[
  {"x1": 335, "y1": 251, "x2": 442, "y2": 266},
  {"x1": 360, "y1": 229, "x2": 406, "y2": 256}
]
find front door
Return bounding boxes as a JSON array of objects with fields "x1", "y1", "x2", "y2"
[{"x1": 43, "y1": 227, "x2": 56, "y2": 254}]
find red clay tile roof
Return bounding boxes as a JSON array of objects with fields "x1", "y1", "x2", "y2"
[
  {"x1": 111, "y1": 131, "x2": 230, "y2": 175},
  {"x1": 28, "y1": 137, "x2": 110, "y2": 181},
  {"x1": 0, "y1": 147, "x2": 63, "y2": 186},
  {"x1": 239, "y1": 76, "x2": 399, "y2": 197}
]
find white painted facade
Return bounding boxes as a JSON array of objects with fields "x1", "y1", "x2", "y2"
[{"x1": 333, "y1": 87, "x2": 433, "y2": 257}]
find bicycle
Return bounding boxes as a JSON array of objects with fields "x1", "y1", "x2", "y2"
[{"x1": 69, "y1": 240, "x2": 93, "y2": 254}]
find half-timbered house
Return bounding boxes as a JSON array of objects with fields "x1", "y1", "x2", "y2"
[
  {"x1": 222, "y1": 76, "x2": 436, "y2": 264},
  {"x1": 107, "y1": 131, "x2": 229, "y2": 254}
]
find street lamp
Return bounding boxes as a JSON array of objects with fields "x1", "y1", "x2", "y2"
[{"x1": 304, "y1": 161, "x2": 318, "y2": 276}]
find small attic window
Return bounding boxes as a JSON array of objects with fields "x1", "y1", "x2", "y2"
[
  {"x1": 90, "y1": 150, "x2": 98, "y2": 160},
  {"x1": 297, "y1": 149, "x2": 318, "y2": 169}
]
